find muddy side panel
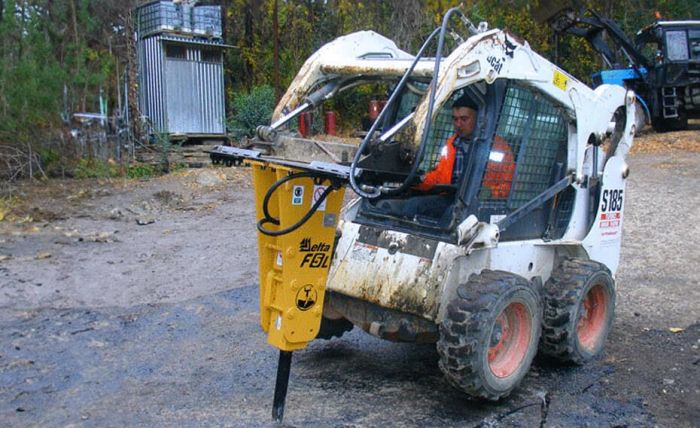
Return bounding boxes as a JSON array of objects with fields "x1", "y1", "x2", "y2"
[{"x1": 328, "y1": 223, "x2": 444, "y2": 320}]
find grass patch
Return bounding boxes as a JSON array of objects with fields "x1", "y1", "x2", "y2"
[
  {"x1": 73, "y1": 159, "x2": 169, "y2": 180},
  {"x1": 0, "y1": 196, "x2": 19, "y2": 221},
  {"x1": 74, "y1": 159, "x2": 120, "y2": 179},
  {"x1": 126, "y1": 163, "x2": 159, "y2": 179}
]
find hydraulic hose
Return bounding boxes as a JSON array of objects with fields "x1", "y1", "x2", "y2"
[
  {"x1": 381, "y1": 7, "x2": 468, "y2": 197},
  {"x1": 348, "y1": 26, "x2": 442, "y2": 199},
  {"x1": 349, "y1": 7, "x2": 471, "y2": 198},
  {"x1": 257, "y1": 172, "x2": 342, "y2": 237}
]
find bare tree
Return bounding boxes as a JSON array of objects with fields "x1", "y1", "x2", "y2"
[
  {"x1": 272, "y1": 0, "x2": 280, "y2": 98},
  {"x1": 389, "y1": 0, "x2": 428, "y2": 52}
]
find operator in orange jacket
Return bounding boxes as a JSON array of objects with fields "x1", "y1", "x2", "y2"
[
  {"x1": 417, "y1": 95, "x2": 515, "y2": 199},
  {"x1": 379, "y1": 95, "x2": 516, "y2": 221}
]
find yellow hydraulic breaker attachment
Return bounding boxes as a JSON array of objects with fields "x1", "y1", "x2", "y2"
[
  {"x1": 250, "y1": 160, "x2": 346, "y2": 351},
  {"x1": 209, "y1": 145, "x2": 349, "y2": 422}
]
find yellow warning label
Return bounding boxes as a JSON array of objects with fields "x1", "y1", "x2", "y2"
[{"x1": 553, "y1": 70, "x2": 568, "y2": 91}]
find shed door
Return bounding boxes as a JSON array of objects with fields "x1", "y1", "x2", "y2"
[{"x1": 165, "y1": 44, "x2": 199, "y2": 134}]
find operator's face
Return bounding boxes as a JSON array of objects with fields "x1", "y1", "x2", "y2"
[{"x1": 452, "y1": 106, "x2": 477, "y2": 139}]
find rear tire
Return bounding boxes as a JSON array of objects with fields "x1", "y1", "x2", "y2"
[
  {"x1": 659, "y1": 111, "x2": 688, "y2": 132},
  {"x1": 633, "y1": 100, "x2": 647, "y2": 135},
  {"x1": 652, "y1": 98, "x2": 688, "y2": 132},
  {"x1": 539, "y1": 258, "x2": 615, "y2": 364},
  {"x1": 437, "y1": 270, "x2": 541, "y2": 400}
]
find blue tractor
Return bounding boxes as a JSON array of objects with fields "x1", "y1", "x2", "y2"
[{"x1": 536, "y1": 1, "x2": 700, "y2": 132}]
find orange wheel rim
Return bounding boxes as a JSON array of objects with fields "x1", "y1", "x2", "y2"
[
  {"x1": 487, "y1": 302, "x2": 532, "y2": 378},
  {"x1": 576, "y1": 284, "x2": 608, "y2": 352}
]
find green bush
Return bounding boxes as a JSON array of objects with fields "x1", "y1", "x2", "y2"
[
  {"x1": 73, "y1": 159, "x2": 168, "y2": 180},
  {"x1": 74, "y1": 158, "x2": 120, "y2": 179},
  {"x1": 125, "y1": 163, "x2": 159, "y2": 179},
  {"x1": 228, "y1": 85, "x2": 276, "y2": 138},
  {"x1": 38, "y1": 148, "x2": 64, "y2": 178}
]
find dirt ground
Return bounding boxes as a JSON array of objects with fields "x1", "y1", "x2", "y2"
[{"x1": 1, "y1": 127, "x2": 699, "y2": 427}]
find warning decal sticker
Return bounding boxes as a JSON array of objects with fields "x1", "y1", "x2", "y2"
[
  {"x1": 312, "y1": 185, "x2": 328, "y2": 211},
  {"x1": 296, "y1": 284, "x2": 318, "y2": 311},
  {"x1": 599, "y1": 189, "x2": 624, "y2": 238},
  {"x1": 553, "y1": 69, "x2": 568, "y2": 91},
  {"x1": 292, "y1": 185, "x2": 304, "y2": 205},
  {"x1": 600, "y1": 211, "x2": 621, "y2": 236}
]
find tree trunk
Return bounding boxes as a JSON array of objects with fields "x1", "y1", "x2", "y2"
[
  {"x1": 125, "y1": 6, "x2": 141, "y2": 144},
  {"x1": 272, "y1": 0, "x2": 280, "y2": 99},
  {"x1": 306, "y1": 0, "x2": 314, "y2": 27},
  {"x1": 69, "y1": 0, "x2": 84, "y2": 111},
  {"x1": 243, "y1": 0, "x2": 255, "y2": 87}
]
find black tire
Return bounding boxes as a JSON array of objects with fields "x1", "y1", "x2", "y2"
[
  {"x1": 660, "y1": 112, "x2": 688, "y2": 132},
  {"x1": 539, "y1": 258, "x2": 615, "y2": 364},
  {"x1": 652, "y1": 107, "x2": 688, "y2": 132},
  {"x1": 316, "y1": 316, "x2": 354, "y2": 340},
  {"x1": 437, "y1": 270, "x2": 542, "y2": 400}
]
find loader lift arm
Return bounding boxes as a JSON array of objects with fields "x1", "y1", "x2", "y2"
[{"x1": 534, "y1": 1, "x2": 651, "y2": 71}]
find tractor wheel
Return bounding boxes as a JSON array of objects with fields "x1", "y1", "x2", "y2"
[
  {"x1": 652, "y1": 100, "x2": 688, "y2": 132},
  {"x1": 437, "y1": 270, "x2": 541, "y2": 400},
  {"x1": 316, "y1": 316, "x2": 354, "y2": 340},
  {"x1": 655, "y1": 111, "x2": 688, "y2": 132},
  {"x1": 633, "y1": 100, "x2": 647, "y2": 135},
  {"x1": 539, "y1": 258, "x2": 615, "y2": 364}
]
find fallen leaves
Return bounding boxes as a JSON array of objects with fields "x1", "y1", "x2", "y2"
[
  {"x1": 84, "y1": 231, "x2": 117, "y2": 242},
  {"x1": 62, "y1": 229, "x2": 81, "y2": 238},
  {"x1": 631, "y1": 128, "x2": 700, "y2": 155},
  {"x1": 0, "y1": 196, "x2": 19, "y2": 222},
  {"x1": 67, "y1": 189, "x2": 89, "y2": 201}
]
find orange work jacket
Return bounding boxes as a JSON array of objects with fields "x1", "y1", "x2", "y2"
[{"x1": 417, "y1": 134, "x2": 515, "y2": 199}]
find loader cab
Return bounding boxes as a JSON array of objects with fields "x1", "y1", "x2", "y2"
[{"x1": 356, "y1": 78, "x2": 574, "y2": 243}]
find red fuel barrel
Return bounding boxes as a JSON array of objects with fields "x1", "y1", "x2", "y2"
[
  {"x1": 298, "y1": 112, "x2": 312, "y2": 137},
  {"x1": 369, "y1": 100, "x2": 381, "y2": 120},
  {"x1": 324, "y1": 111, "x2": 337, "y2": 135}
]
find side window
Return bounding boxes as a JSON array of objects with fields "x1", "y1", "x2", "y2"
[
  {"x1": 665, "y1": 30, "x2": 689, "y2": 61},
  {"x1": 689, "y1": 30, "x2": 700, "y2": 61},
  {"x1": 479, "y1": 84, "x2": 567, "y2": 210},
  {"x1": 165, "y1": 44, "x2": 187, "y2": 60},
  {"x1": 420, "y1": 104, "x2": 454, "y2": 172},
  {"x1": 395, "y1": 82, "x2": 427, "y2": 120},
  {"x1": 201, "y1": 48, "x2": 222, "y2": 63}
]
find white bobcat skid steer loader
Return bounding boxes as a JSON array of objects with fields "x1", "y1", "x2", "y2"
[
  {"x1": 320, "y1": 9, "x2": 634, "y2": 400},
  {"x1": 212, "y1": 7, "x2": 635, "y2": 406}
]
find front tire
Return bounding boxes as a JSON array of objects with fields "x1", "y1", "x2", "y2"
[
  {"x1": 316, "y1": 316, "x2": 354, "y2": 340},
  {"x1": 437, "y1": 270, "x2": 542, "y2": 400},
  {"x1": 539, "y1": 258, "x2": 615, "y2": 364}
]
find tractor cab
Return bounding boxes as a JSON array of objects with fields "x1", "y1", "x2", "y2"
[
  {"x1": 635, "y1": 21, "x2": 700, "y2": 126},
  {"x1": 636, "y1": 21, "x2": 700, "y2": 75}
]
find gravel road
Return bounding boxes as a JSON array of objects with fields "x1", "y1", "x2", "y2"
[{"x1": 0, "y1": 136, "x2": 698, "y2": 427}]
